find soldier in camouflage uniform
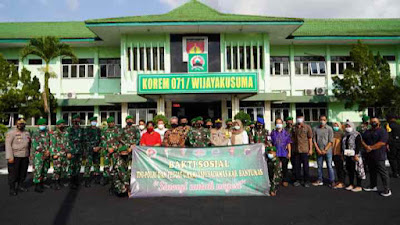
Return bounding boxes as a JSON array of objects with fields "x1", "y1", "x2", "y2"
[
  {"x1": 83, "y1": 116, "x2": 102, "y2": 187},
  {"x1": 100, "y1": 116, "x2": 121, "y2": 185},
  {"x1": 121, "y1": 115, "x2": 140, "y2": 157},
  {"x1": 67, "y1": 114, "x2": 85, "y2": 189},
  {"x1": 266, "y1": 147, "x2": 282, "y2": 196},
  {"x1": 31, "y1": 118, "x2": 50, "y2": 193},
  {"x1": 187, "y1": 117, "x2": 211, "y2": 147},
  {"x1": 252, "y1": 118, "x2": 269, "y2": 145},
  {"x1": 225, "y1": 119, "x2": 233, "y2": 131},
  {"x1": 163, "y1": 116, "x2": 186, "y2": 147},
  {"x1": 49, "y1": 119, "x2": 70, "y2": 190},
  {"x1": 110, "y1": 145, "x2": 131, "y2": 197}
]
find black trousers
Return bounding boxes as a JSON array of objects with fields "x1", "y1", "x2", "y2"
[
  {"x1": 388, "y1": 142, "x2": 400, "y2": 176},
  {"x1": 8, "y1": 157, "x2": 29, "y2": 186},
  {"x1": 333, "y1": 155, "x2": 345, "y2": 183},
  {"x1": 293, "y1": 153, "x2": 310, "y2": 182},
  {"x1": 368, "y1": 159, "x2": 390, "y2": 191},
  {"x1": 345, "y1": 157, "x2": 361, "y2": 187},
  {"x1": 279, "y1": 157, "x2": 289, "y2": 182}
]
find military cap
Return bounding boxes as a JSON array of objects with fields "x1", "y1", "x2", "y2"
[
  {"x1": 89, "y1": 116, "x2": 97, "y2": 121},
  {"x1": 225, "y1": 119, "x2": 233, "y2": 123},
  {"x1": 56, "y1": 119, "x2": 66, "y2": 125},
  {"x1": 118, "y1": 145, "x2": 128, "y2": 153},
  {"x1": 266, "y1": 146, "x2": 277, "y2": 152},
  {"x1": 205, "y1": 119, "x2": 212, "y2": 123},
  {"x1": 285, "y1": 116, "x2": 293, "y2": 121},
  {"x1": 126, "y1": 115, "x2": 133, "y2": 120},
  {"x1": 72, "y1": 114, "x2": 80, "y2": 119},
  {"x1": 107, "y1": 117, "x2": 115, "y2": 123},
  {"x1": 194, "y1": 116, "x2": 203, "y2": 122},
  {"x1": 37, "y1": 118, "x2": 47, "y2": 125},
  {"x1": 362, "y1": 115, "x2": 370, "y2": 122},
  {"x1": 16, "y1": 117, "x2": 26, "y2": 124},
  {"x1": 215, "y1": 118, "x2": 222, "y2": 123}
]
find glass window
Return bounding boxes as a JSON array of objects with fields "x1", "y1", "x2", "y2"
[
  {"x1": 146, "y1": 48, "x2": 151, "y2": 70},
  {"x1": 71, "y1": 66, "x2": 77, "y2": 78},
  {"x1": 283, "y1": 63, "x2": 289, "y2": 75},
  {"x1": 304, "y1": 109, "x2": 311, "y2": 122},
  {"x1": 139, "y1": 48, "x2": 144, "y2": 71},
  {"x1": 153, "y1": 48, "x2": 158, "y2": 71},
  {"x1": 62, "y1": 113, "x2": 69, "y2": 125},
  {"x1": 226, "y1": 46, "x2": 232, "y2": 70},
  {"x1": 246, "y1": 46, "x2": 251, "y2": 70},
  {"x1": 247, "y1": 108, "x2": 254, "y2": 121},
  {"x1": 100, "y1": 65, "x2": 107, "y2": 78},
  {"x1": 312, "y1": 108, "x2": 319, "y2": 121},
  {"x1": 127, "y1": 47, "x2": 131, "y2": 71},
  {"x1": 302, "y1": 62, "x2": 309, "y2": 75},
  {"x1": 28, "y1": 59, "x2": 42, "y2": 65},
  {"x1": 160, "y1": 47, "x2": 165, "y2": 71},
  {"x1": 295, "y1": 62, "x2": 301, "y2": 74},
  {"x1": 63, "y1": 65, "x2": 69, "y2": 78},
  {"x1": 239, "y1": 46, "x2": 244, "y2": 70},
  {"x1": 319, "y1": 62, "x2": 326, "y2": 74},
  {"x1": 275, "y1": 63, "x2": 281, "y2": 75},
  {"x1": 79, "y1": 65, "x2": 85, "y2": 78},
  {"x1": 331, "y1": 62, "x2": 337, "y2": 75},
  {"x1": 310, "y1": 62, "x2": 318, "y2": 74},
  {"x1": 133, "y1": 48, "x2": 137, "y2": 71},
  {"x1": 108, "y1": 64, "x2": 115, "y2": 77},
  {"x1": 338, "y1": 63, "x2": 345, "y2": 74},
  {"x1": 88, "y1": 65, "x2": 94, "y2": 78},
  {"x1": 101, "y1": 112, "x2": 107, "y2": 123},
  {"x1": 233, "y1": 47, "x2": 238, "y2": 69},
  {"x1": 138, "y1": 109, "x2": 147, "y2": 121}
]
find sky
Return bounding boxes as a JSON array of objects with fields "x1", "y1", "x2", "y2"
[{"x1": 0, "y1": 0, "x2": 399, "y2": 22}]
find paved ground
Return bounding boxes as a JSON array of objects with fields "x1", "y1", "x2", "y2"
[{"x1": 1, "y1": 168, "x2": 399, "y2": 225}]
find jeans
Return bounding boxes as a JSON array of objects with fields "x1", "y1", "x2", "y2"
[
  {"x1": 368, "y1": 159, "x2": 390, "y2": 191},
  {"x1": 293, "y1": 153, "x2": 310, "y2": 182},
  {"x1": 317, "y1": 152, "x2": 335, "y2": 183}
]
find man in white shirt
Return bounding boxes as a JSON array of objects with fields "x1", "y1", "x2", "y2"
[{"x1": 155, "y1": 119, "x2": 167, "y2": 141}]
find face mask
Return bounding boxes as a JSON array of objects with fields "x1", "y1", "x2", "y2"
[
  {"x1": 256, "y1": 125, "x2": 263, "y2": 129},
  {"x1": 297, "y1": 118, "x2": 304, "y2": 124},
  {"x1": 320, "y1": 121, "x2": 327, "y2": 126},
  {"x1": 286, "y1": 123, "x2": 293, "y2": 128},
  {"x1": 345, "y1": 127, "x2": 353, "y2": 133},
  {"x1": 195, "y1": 123, "x2": 202, "y2": 128},
  {"x1": 333, "y1": 127, "x2": 339, "y2": 132},
  {"x1": 215, "y1": 123, "x2": 222, "y2": 129},
  {"x1": 206, "y1": 125, "x2": 212, "y2": 129},
  {"x1": 17, "y1": 124, "x2": 25, "y2": 130},
  {"x1": 171, "y1": 124, "x2": 178, "y2": 128},
  {"x1": 371, "y1": 122, "x2": 378, "y2": 128},
  {"x1": 267, "y1": 153, "x2": 274, "y2": 159},
  {"x1": 158, "y1": 124, "x2": 164, "y2": 129},
  {"x1": 73, "y1": 121, "x2": 79, "y2": 125},
  {"x1": 91, "y1": 121, "x2": 97, "y2": 126},
  {"x1": 227, "y1": 124, "x2": 232, "y2": 128},
  {"x1": 234, "y1": 125, "x2": 241, "y2": 130},
  {"x1": 59, "y1": 126, "x2": 65, "y2": 131},
  {"x1": 147, "y1": 127, "x2": 154, "y2": 133},
  {"x1": 127, "y1": 122, "x2": 133, "y2": 126},
  {"x1": 39, "y1": 125, "x2": 46, "y2": 131},
  {"x1": 276, "y1": 124, "x2": 283, "y2": 129},
  {"x1": 139, "y1": 125, "x2": 145, "y2": 130}
]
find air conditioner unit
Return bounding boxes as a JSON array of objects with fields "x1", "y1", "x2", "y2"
[
  {"x1": 315, "y1": 87, "x2": 326, "y2": 96},
  {"x1": 304, "y1": 89, "x2": 315, "y2": 96},
  {"x1": 67, "y1": 92, "x2": 77, "y2": 99}
]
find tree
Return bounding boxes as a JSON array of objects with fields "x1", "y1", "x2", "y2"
[
  {"x1": 0, "y1": 54, "x2": 55, "y2": 125},
  {"x1": 21, "y1": 36, "x2": 77, "y2": 130},
  {"x1": 332, "y1": 41, "x2": 400, "y2": 114},
  {"x1": 234, "y1": 111, "x2": 251, "y2": 126}
]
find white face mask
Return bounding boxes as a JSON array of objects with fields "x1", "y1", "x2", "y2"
[
  {"x1": 276, "y1": 124, "x2": 283, "y2": 129},
  {"x1": 39, "y1": 125, "x2": 46, "y2": 131},
  {"x1": 345, "y1": 127, "x2": 353, "y2": 133},
  {"x1": 158, "y1": 124, "x2": 164, "y2": 129},
  {"x1": 234, "y1": 125, "x2": 241, "y2": 130},
  {"x1": 91, "y1": 121, "x2": 97, "y2": 126},
  {"x1": 320, "y1": 121, "x2": 327, "y2": 126},
  {"x1": 139, "y1": 125, "x2": 145, "y2": 130},
  {"x1": 297, "y1": 118, "x2": 304, "y2": 124},
  {"x1": 267, "y1": 153, "x2": 274, "y2": 159}
]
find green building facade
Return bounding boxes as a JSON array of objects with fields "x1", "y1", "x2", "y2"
[{"x1": 1, "y1": 0, "x2": 399, "y2": 130}]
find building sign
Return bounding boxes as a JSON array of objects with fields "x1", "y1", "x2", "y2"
[
  {"x1": 188, "y1": 53, "x2": 208, "y2": 73},
  {"x1": 182, "y1": 36, "x2": 208, "y2": 62},
  {"x1": 138, "y1": 72, "x2": 258, "y2": 94},
  {"x1": 129, "y1": 144, "x2": 270, "y2": 198}
]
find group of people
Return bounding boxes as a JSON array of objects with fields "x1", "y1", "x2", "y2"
[{"x1": 5, "y1": 112, "x2": 399, "y2": 197}]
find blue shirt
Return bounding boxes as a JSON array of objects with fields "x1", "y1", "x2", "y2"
[{"x1": 270, "y1": 129, "x2": 292, "y2": 157}]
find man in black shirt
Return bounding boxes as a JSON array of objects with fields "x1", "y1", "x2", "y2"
[
  {"x1": 362, "y1": 116, "x2": 391, "y2": 197},
  {"x1": 386, "y1": 114, "x2": 400, "y2": 178}
]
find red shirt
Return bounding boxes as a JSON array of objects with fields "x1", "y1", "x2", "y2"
[{"x1": 140, "y1": 131, "x2": 161, "y2": 146}]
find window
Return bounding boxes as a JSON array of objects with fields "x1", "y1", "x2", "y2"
[
  {"x1": 331, "y1": 56, "x2": 353, "y2": 75},
  {"x1": 383, "y1": 56, "x2": 396, "y2": 61},
  {"x1": 271, "y1": 57, "x2": 290, "y2": 76},
  {"x1": 226, "y1": 44, "x2": 263, "y2": 71},
  {"x1": 294, "y1": 56, "x2": 326, "y2": 76},
  {"x1": 28, "y1": 59, "x2": 42, "y2": 65},
  {"x1": 61, "y1": 111, "x2": 94, "y2": 126},
  {"x1": 0, "y1": 113, "x2": 36, "y2": 127},
  {"x1": 100, "y1": 58, "x2": 121, "y2": 78},
  {"x1": 62, "y1": 58, "x2": 94, "y2": 78},
  {"x1": 367, "y1": 107, "x2": 391, "y2": 120},
  {"x1": 296, "y1": 105, "x2": 327, "y2": 122},
  {"x1": 100, "y1": 111, "x2": 122, "y2": 125},
  {"x1": 6, "y1": 59, "x2": 19, "y2": 71},
  {"x1": 271, "y1": 104, "x2": 290, "y2": 122},
  {"x1": 128, "y1": 46, "x2": 165, "y2": 72}
]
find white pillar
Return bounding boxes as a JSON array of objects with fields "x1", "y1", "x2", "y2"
[
  {"x1": 264, "y1": 101, "x2": 272, "y2": 131},
  {"x1": 56, "y1": 56, "x2": 62, "y2": 98},
  {"x1": 263, "y1": 34, "x2": 270, "y2": 93},
  {"x1": 326, "y1": 45, "x2": 332, "y2": 96},
  {"x1": 290, "y1": 103, "x2": 296, "y2": 119},
  {"x1": 121, "y1": 102, "x2": 128, "y2": 127},
  {"x1": 221, "y1": 99, "x2": 228, "y2": 121},
  {"x1": 157, "y1": 95, "x2": 165, "y2": 115},
  {"x1": 164, "y1": 34, "x2": 171, "y2": 73},
  {"x1": 289, "y1": 45, "x2": 295, "y2": 96},
  {"x1": 231, "y1": 95, "x2": 240, "y2": 119},
  {"x1": 94, "y1": 105, "x2": 100, "y2": 124},
  {"x1": 94, "y1": 47, "x2": 99, "y2": 97},
  {"x1": 56, "y1": 106, "x2": 62, "y2": 121}
]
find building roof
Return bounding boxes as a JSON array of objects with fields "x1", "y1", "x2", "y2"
[
  {"x1": 0, "y1": 21, "x2": 97, "y2": 40},
  {"x1": 292, "y1": 19, "x2": 400, "y2": 37},
  {"x1": 85, "y1": 0, "x2": 303, "y2": 24}
]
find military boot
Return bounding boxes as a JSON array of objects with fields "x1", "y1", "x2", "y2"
[
  {"x1": 70, "y1": 176, "x2": 78, "y2": 190},
  {"x1": 34, "y1": 184, "x2": 44, "y2": 193},
  {"x1": 54, "y1": 180, "x2": 61, "y2": 190},
  {"x1": 84, "y1": 177, "x2": 91, "y2": 188},
  {"x1": 100, "y1": 177, "x2": 109, "y2": 186}
]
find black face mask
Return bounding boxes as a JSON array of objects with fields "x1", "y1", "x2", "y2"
[
  {"x1": 59, "y1": 126, "x2": 65, "y2": 131},
  {"x1": 171, "y1": 124, "x2": 179, "y2": 128},
  {"x1": 371, "y1": 122, "x2": 379, "y2": 128},
  {"x1": 180, "y1": 123, "x2": 187, "y2": 127},
  {"x1": 127, "y1": 122, "x2": 133, "y2": 126},
  {"x1": 17, "y1": 124, "x2": 25, "y2": 130},
  {"x1": 195, "y1": 123, "x2": 202, "y2": 128},
  {"x1": 121, "y1": 155, "x2": 128, "y2": 161},
  {"x1": 226, "y1": 124, "x2": 232, "y2": 128},
  {"x1": 215, "y1": 123, "x2": 222, "y2": 129},
  {"x1": 287, "y1": 123, "x2": 293, "y2": 128},
  {"x1": 206, "y1": 125, "x2": 212, "y2": 129}
]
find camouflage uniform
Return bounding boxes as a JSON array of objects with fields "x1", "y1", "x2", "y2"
[
  {"x1": 163, "y1": 127, "x2": 186, "y2": 147},
  {"x1": 267, "y1": 157, "x2": 282, "y2": 194},
  {"x1": 68, "y1": 126, "x2": 85, "y2": 179},
  {"x1": 84, "y1": 126, "x2": 101, "y2": 178},
  {"x1": 100, "y1": 126, "x2": 121, "y2": 178},
  {"x1": 49, "y1": 129, "x2": 69, "y2": 181},
  {"x1": 112, "y1": 153, "x2": 131, "y2": 195},
  {"x1": 252, "y1": 128, "x2": 269, "y2": 145},
  {"x1": 187, "y1": 127, "x2": 211, "y2": 147},
  {"x1": 31, "y1": 129, "x2": 50, "y2": 184}
]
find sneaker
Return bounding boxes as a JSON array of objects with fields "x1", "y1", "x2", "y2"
[
  {"x1": 352, "y1": 187, "x2": 363, "y2": 192},
  {"x1": 293, "y1": 181, "x2": 301, "y2": 187},
  {"x1": 312, "y1": 181, "x2": 323, "y2": 186},
  {"x1": 333, "y1": 183, "x2": 345, "y2": 189},
  {"x1": 282, "y1": 182, "x2": 289, "y2": 187},
  {"x1": 345, "y1": 185, "x2": 354, "y2": 191},
  {"x1": 304, "y1": 182, "x2": 311, "y2": 188},
  {"x1": 380, "y1": 189, "x2": 392, "y2": 197},
  {"x1": 363, "y1": 187, "x2": 378, "y2": 192}
]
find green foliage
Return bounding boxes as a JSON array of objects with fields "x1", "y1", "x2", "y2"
[
  {"x1": 153, "y1": 114, "x2": 169, "y2": 126},
  {"x1": 0, "y1": 124, "x2": 8, "y2": 143},
  {"x1": 332, "y1": 41, "x2": 400, "y2": 113},
  {"x1": 234, "y1": 111, "x2": 251, "y2": 126}
]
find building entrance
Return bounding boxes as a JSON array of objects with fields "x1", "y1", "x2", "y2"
[{"x1": 172, "y1": 101, "x2": 221, "y2": 121}]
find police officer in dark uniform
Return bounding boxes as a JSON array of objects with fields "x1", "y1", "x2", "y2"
[{"x1": 387, "y1": 114, "x2": 400, "y2": 178}]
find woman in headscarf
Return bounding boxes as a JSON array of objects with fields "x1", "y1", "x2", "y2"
[
  {"x1": 230, "y1": 119, "x2": 249, "y2": 145},
  {"x1": 342, "y1": 121, "x2": 365, "y2": 192},
  {"x1": 332, "y1": 121, "x2": 345, "y2": 189}
]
